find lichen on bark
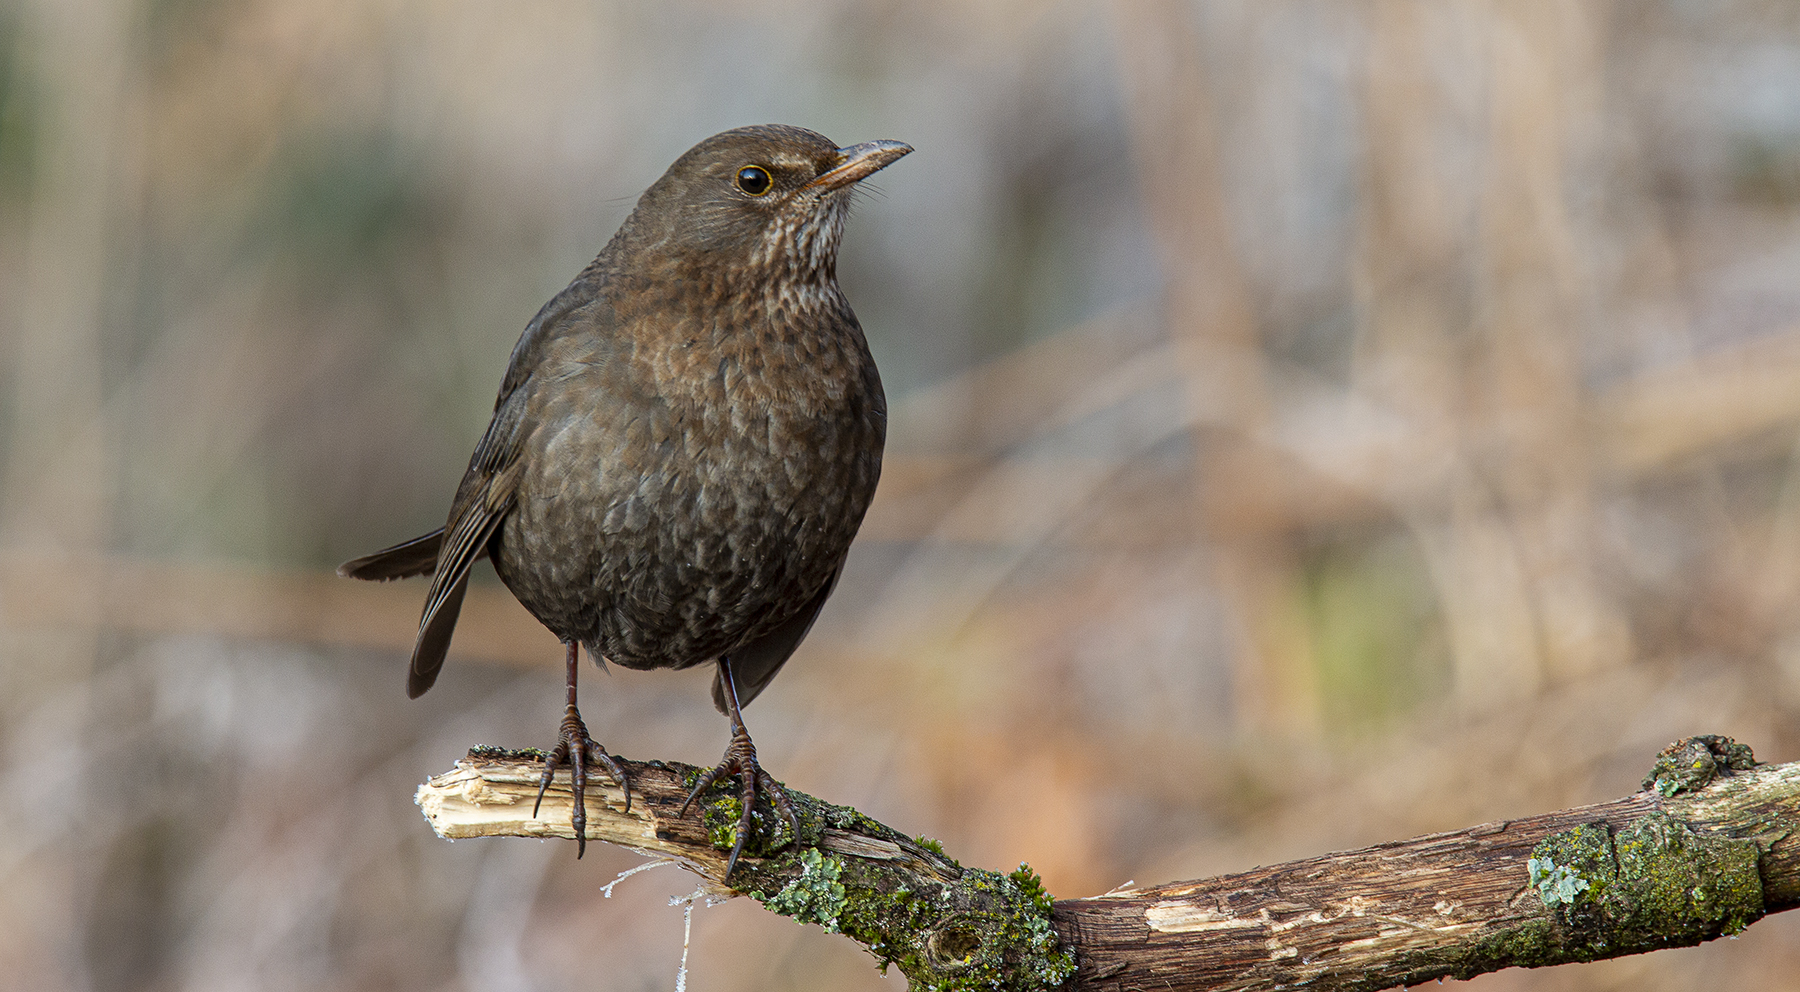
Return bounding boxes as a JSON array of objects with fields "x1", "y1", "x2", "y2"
[
  {"x1": 1519, "y1": 813, "x2": 1764, "y2": 962},
  {"x1": 690, "y1": 782, "x2": 1075, "y2": 992},
  {"x1": 1642, "y1": 735, "x2": 1757, "y2": 797}
]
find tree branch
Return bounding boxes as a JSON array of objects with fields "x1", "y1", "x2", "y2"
[{"x1": 414, "y1": 736, "x2": 1799, "y2": 991}]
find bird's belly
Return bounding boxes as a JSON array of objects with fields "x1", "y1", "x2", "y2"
[{"x1": 493, "y1": 407, "x2": 879, "y2": 670}]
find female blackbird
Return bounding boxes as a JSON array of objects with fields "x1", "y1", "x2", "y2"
[{"x1": 340, "y1": 125, "x2": 909, "y2": 875}]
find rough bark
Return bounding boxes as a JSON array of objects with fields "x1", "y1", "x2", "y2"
[{"x1": 414, "y1": 736, "x2": 1799, "y2": 991}]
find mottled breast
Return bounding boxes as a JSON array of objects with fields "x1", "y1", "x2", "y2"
[{"x1": 493, "y1": 281, "x2": 885, "y2": 671}]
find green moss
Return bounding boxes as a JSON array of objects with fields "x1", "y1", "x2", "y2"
[
  {"x1": 1529, "y1": 822, "x2": 1616, "y2": 912},
  {"x1": 466, "y1": 745, "x2": 547, "y2": 762},
  {"x1": 806, "y1": 796, "x2": 889, "y2": 840},
  {"x1": 990, "y1": 865, "x2": 1076, "y2": 990},
  {"x1": 742, "y1": 849, "x2": 1073, "y2": 992},
  {"x1": 1457, "y1": 814, "x2": 1767, "y2": 974},
  {"x1": 1007, "y1": 865, "x2": 1054, "y2": 914},
  {"x1": 539, "y1": 762, "x2": 1068, "y2": 990},
  {"x1": 686, "y1": 773, "x2": 799, "y2": 857},
  {"x1": 1451, "y1": 919, "x2": 1563, "y2": 976},
  {"x1": 1641, "y1": 736, "x2": 1757, "y2": 797},
  {"x1": 704, "y1": 795, "x2": 744, "y2": 849},
  {"x1": 1610, "y1": 813, "x2": 1764, "y2": 938}
]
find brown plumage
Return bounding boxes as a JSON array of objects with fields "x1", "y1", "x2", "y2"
[{"x1": 340, "y1": 125, "x2": 910, "y2": 873}]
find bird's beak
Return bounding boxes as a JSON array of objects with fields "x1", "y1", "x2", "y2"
[{"x1": 808, "y1": 140, "x2": 913, "y2": 192}]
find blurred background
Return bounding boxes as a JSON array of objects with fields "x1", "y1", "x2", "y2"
[{"x1": 3, "y1": 0, "x2": 1800, "y2": 989}]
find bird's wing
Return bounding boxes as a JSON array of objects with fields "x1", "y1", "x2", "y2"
[
  {"x1": 714, "y1": 564, "x2": 844, "y2": 712},
  {"x1": 406, "y1": 399, "x2": 528, "y2": 698},
  {"x1": 404, "y1": 267, "x2": 622, "y2": 697},
  {"x1": 348, "y1": 263, "x2": 613, "y2": 697},
  {"x1": 495, "y1": 273, "x2": 610, "y2": 408}
]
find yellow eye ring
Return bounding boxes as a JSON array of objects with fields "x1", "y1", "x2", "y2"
[{"x1": 735, "y1": 165, "x2": 773, "y2": 196}]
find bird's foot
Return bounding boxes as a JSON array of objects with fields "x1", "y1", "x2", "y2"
[
  {"x1": 679, "y1": 727, "x2": 799, "y2": 879},
  {"x1": 532, "y1": 704, "x2": 630, "y2": 858}
]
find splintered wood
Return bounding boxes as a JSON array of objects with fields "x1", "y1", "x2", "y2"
[{"x1": 416, "y1": 751, "x2": 731, "y2": 880}]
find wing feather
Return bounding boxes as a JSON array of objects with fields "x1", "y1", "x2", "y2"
[{"x1": 406, "y1": 412, "x2": 528, "y2": 698}]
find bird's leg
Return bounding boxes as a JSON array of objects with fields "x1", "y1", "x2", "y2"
[
  {"x1": 533, "y1": 640, "x2": 630, "y2": 858},
  {"x1": 678, "y1": 657, "x2": 799, "y2": 879}
]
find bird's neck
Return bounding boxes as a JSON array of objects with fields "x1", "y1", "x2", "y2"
[
  {"x1": 597, "y1": 249, "x2": 870, "y2": 405},
  {"x1": 621, "y1": 245, "x2": 853, "y2": 338},
  {"x1": 745, "y1": 201, "x2": 848, "y2": 288}
]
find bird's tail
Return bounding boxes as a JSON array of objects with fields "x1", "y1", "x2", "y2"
[{"x1": 337, "y1": 529, "x2": 445, "y2": 581}]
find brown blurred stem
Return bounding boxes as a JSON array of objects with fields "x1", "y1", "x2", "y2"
[{"x1": 416, "y1": 736, "x2": 1799, "y2": 991}]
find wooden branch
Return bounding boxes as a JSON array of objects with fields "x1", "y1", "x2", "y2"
[
  {"x1": 416, "y1": 736, "x2": 1799, "y2": 991},
  {"x1": 1057, "y1": 736, "x2": 1797, "y2": 991},
  {"x1": 418, "y1": 747, "x2": 1073, "y2": 991}
]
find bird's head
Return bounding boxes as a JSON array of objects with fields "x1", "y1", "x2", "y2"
[{"x1": 624, "y1": 124, "x2": 912, "y2": 286}]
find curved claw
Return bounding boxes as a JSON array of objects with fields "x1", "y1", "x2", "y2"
[
  {"x1": 532, "y1": 704, "x2": 630, "y2": 858},
  {"x1": 678, "y1": 727, "x2": 798, "y2": 879}
]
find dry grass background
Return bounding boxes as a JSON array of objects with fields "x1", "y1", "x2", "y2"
[{"x1": 4, "y1": 1, "x2": 1800, "y2": 989}]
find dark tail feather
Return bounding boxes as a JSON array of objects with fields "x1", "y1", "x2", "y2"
[
  {"x1": 338, "y1": 529, "x2": 446, "y2": 581},
  {"x1": 408, "y1": 570, "x2": 468, "y2": 698},
  {"x1": 338, "y1": 525, "x2": 476, "y2": 696}
]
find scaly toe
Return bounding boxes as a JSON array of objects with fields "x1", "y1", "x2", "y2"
[
  {"x1": 683, "y1": 739, "x2": 798, "y2": 879},
  {"x1": 532, "y1": 707, "x2": 628, "y2": 859}
]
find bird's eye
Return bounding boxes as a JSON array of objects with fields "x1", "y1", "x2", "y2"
[{"x1": 735, "y1": 165, "x2": 773, "y2": 196}]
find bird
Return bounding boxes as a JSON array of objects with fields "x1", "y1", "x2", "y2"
[{"x1": 339, "y1": 124, "x2": 909, "y2": 876}]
